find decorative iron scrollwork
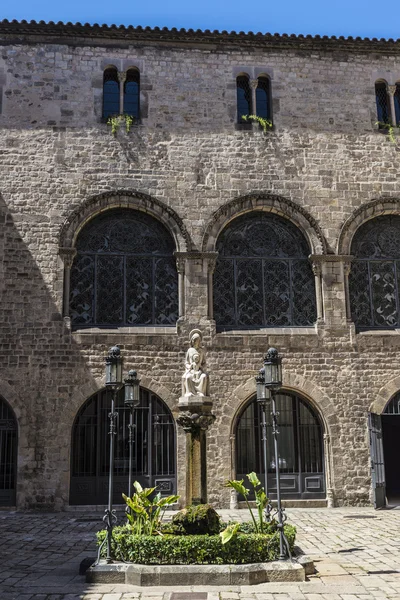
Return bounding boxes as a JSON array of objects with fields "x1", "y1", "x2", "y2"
[
  {"x1": 69, "y1": 209, "x2": 178, "y2": 327},
  {"x1": 214, "y1": 212, "x2": 316, "y2": 328}
]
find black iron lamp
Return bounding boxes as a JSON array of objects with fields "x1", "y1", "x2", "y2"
[
  {"x1": 124, "y1": 370, "x2": 141, "y2": 407},
  {"x1": 124, "y1": 370, "x2": 141, "y2": 504},
  {"x1": 255, "y1": 347, "x2": 289, "y2": 561},
  {"x1": 105, "y1": 345, "x2": 123, "y2": 388}
]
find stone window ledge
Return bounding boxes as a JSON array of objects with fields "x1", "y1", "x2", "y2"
[
  {"x1": 357, "y1": 329, "x2": 400, "y2": 336},
  {"x1": 72, "y1": 326, "x2": 177, "y2": 336},
  {"x1": 216, "y1": 327, "x2": 317, "y2": 336}
]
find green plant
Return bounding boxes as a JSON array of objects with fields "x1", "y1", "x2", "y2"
[
  {"x1": 171, "y1": 504, "x2": 221, "y2": 535},
  {"x1": 223, "y1": 472, "x2": 269, "y2": 535},
  {"x1": 122, "y1": 481, "x2": 179, "y2": 536},
  {"x1": 107, "y1": 114, "x2": 136, "y2": 135},
  {"x1": 376, "y1": 121, "x2": 400, "y2": 144},
  {"x1": 96, "y1": 526, "x2": 296, "y2": 564},
  {"x1": 242, "y1": 114, "x2": 273, "y2": 133}
]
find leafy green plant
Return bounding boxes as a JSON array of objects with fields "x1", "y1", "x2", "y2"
[
  {"x1": 97, "y1": 526, "x2": 297, "y2": 564},
  {"x1": 107, "y1": 114, "x2": 136, "y2": 135},
  {"x1": 376, "y1": 121, "x2": 400, "y2": 144},
  {"x1": 242, "y1": 114, "x2": 273, "y2": 133},
  {"x1": 223, "y1": 472, "x2": 269, "y2": 537},
  {"x1": 122, "y1": 481, "x2": 179, "y2": 536}
]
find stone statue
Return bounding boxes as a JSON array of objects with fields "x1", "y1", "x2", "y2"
[{"x1": 182, "y1": 329, "x2": 209, "y2": 397}]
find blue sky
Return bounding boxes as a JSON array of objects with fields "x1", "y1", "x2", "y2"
[{"x1": 2, "y1": 0, "x2": 400, "y2": 40}]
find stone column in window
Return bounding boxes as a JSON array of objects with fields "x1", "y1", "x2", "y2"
[
  {"x1": 343, "y1": 258, "x2": 353, "y2": 322},
  {"x1": 59, "y1": 247, "x2": 77, "y2": 319},
  {"x1": 323, "y1": 433, "x2": 335, "y2": 508},
  {"x1": 175, "y1": 254, "x2": 186, "y2": 318},
  {"x1": 250, "y1": 79, "x2": 258, "y2": 116},
  {"x1": 311, "y1": 260, "x2": 324, "y2": 323},
  {"x1": 207, "y1": 254, "x2": 218, "y2": 319},
  {"x1": 388, "y1": 85, "x2": 397, "y2": 125},
  {"x1": 118, "y1": 71, "x2": 127, "y2": 115}
]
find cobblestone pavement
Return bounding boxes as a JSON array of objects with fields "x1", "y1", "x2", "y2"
[{"x1": 0, "y1": 507, "x2": 399, "y2": 600}]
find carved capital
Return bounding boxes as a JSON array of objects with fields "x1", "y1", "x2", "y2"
[
  {"x1": 59, "y1": 247, "x2": 77, "y2": 269},
  {"x1": 388, "y1": 84, "x2": 396, "y2": 97},
  {"x1": 176, "y1": 411, "x2": 215, "y2": 433},
  {"x1": 118, "y1": 71, "x2": 127, "y2": 83},
  {"x1": 250, "y1": 79, "x2": 258, "y2": 90},
  {"x1": 311, "y1": 262, "x2": 322, "y2": 277},
  {"x1": 208, "y1": 256, "x2": 218, "y2": 275},
  {"x1": 175, "y1": 256, "x2": 185, "y2": 274}
]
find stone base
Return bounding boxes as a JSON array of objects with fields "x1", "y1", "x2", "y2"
[{"x1": 86, "y1": 558, "x2": 308, "y2": 585}]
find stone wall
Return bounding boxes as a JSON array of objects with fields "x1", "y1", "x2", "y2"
[{"x1": 0, "y1": 24, "x2": 400, "y2": 508}]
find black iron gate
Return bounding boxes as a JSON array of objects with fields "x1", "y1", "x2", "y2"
[
  {"x1": 368, "y1": 412, "x2": 386, "y2": 509},
  {"x1": 0, "y1": 397, "x2": 17, "y2": 507},
  {"x1": 70, "y1": 387, "x2": 176, "y2": 505},
  {"x1": 236, "y1": 393, "x2": 325, "y2": 499}
]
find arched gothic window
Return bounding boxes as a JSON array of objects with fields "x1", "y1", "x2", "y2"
[
  {"x1": 124, "y1": 68, "x2": 140, "y2": 119},
  {"x1": 213, "y1": 212, "x2": 316, "y2": 328},
  {"x1": 102, "y1": 67, "x2": 120, "y2": 119},
  {"x1": 375, "y1": 81, "x2": 390, "y2": 127},
  {"x1": 256, "y1": 76, "x2": 271, "y2": 120},
  {"x1": 236, "y1": 392, "x2": 325, "y2": 499},
  {"x1": 69, "y1": 209, "x2": 178, "y2": 328},
  {"x1": 349, "y1": 215, "x2": 400, "y2": 329},
  {"x1": 0, "y1": 397, "x2": 17, "y2": 506},
  {"x1": 237, "y1": 75, "x2": 252, "y2": 122},
  {"x1": 70, "y1": 387, "x2": 176, "y2": 505}
]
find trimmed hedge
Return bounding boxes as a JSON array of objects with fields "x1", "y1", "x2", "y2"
[{"x1": 97, "y1": 524, "x2": 296, "y2": 564}]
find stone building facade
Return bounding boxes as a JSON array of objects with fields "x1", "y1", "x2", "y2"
[{"x1": 1, "y1": 20, "x2": 400, "y2": 510}]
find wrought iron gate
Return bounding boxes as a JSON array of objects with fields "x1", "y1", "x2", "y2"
[
  {"x1": 70, "y1": 387, "x2": 176, "y2": 505},
  {"x1": 0, "y1": 398, "x2": 17, "y2": 506},
  {"x1": 236, "y1": 393, "x2": 325, "y2": 499},
  {"x1": 368, "y1": 412, "x2": 386, "y2": 509}
]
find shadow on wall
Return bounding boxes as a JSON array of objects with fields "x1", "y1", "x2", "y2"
[{"x1": 0, "y1": 192, "x2": 99, "y2": 510}]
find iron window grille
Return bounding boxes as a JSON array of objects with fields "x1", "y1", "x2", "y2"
[
  {"x1": 256, "y1": 76, "x2": 271, "y2": 120},
  {"x1": 237, "y1": 75, "x2": 252, "y2": 123},
  {"x1": 394, "y1": 83, "x2": 400, "y2": 125},
  {"x1": 375, "y1": 81, "x2": 390, "y2": 127},
  {"x1": 102, "y1": 67, "x2": 120, "y2": 119},
  {"x1": 0, "y1": 397, "x2": 17, "y2": 507},
  {"x1": 124, "y1": 68, "x2": 140, "y2": 119},
  {"x1": 69, "y1": 208, "x2": 178, "y2": 328},
  {"x1": 213, "y1": 212, "x2": 316, "y2": 329},
  {"x1": 349, "y1": 215, "x2": 400, "y2": 329}
]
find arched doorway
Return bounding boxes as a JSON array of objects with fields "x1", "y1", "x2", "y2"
[
  {"x1": 0, "y1": 397, "x2": 18, "y2": 506},
  {"x1": 235, "y1": 392, "x2": 325, "y2": 499},
  {"x1": 70, "y1": 387, "x2": 176, "y2": 505}
]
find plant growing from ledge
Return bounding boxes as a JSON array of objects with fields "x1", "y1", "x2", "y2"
[
  {"x1": 242, "y1": 115, "x2": 273, "y2": 134},
  {"x1": 376, "y1": 121, "x2": 400, "y2": 144},
  {"x1": 107, "y1": 114, "x2": 135, "y2": 135}
]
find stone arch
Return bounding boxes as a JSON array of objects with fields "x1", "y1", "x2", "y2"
[
  {"x1": 59, "y1": 190, "x2": 193, "y2": 253},
  {"x1": 228, "y1": 372, "x2": 337, "y2": 437},
  {"x1": 202, "y1": 193, "x2": 327, "y2": 255},
  {"x1": 337, "y1": 197, "x2": 400, "y2": 255},
  {"x1": 370, "y1": 376, "x2": 400, "y2": 415},
  {"x1": 0, "y1": 379, "x2": 22, "y2": 427}
]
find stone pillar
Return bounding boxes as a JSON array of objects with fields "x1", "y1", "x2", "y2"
[
  {"x1": 309, "y1": 254, "x2": 353, "y2": 331},
  {"x1": 324, "y1": 433, "x2": 335, "y2": 508},
  {"x1": 207, "y1": 255, "x2": 218, "y2": 319},
  {"x1": 250, "y1": 79, "x2": 258, "y2": 115},
  {"x1": 388, "y1": 85, "x2": 397, "y2": 125},
  {"x1": 59, "y1": 247, "x2": 77, "y2": 318},
  {"x1": 311, "y1": 260, "x2": 324, "y2": 323},
  {"x1": 118, "y1": 71, "x2": 127, "y2": 114},
  {"x1": 175, "y1": 255, "x2": 185, "y2": 318},
  {"x1": 176, "y1": 399, "x2": 215, "y2": 505},
  {"x1": 174, "y1": 252, "x2": 218, "y2": 323}
]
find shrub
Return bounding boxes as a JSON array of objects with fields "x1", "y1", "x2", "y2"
[
  {"x1": 171, "y1": 504, "x2": 221, "y2": 535},
  {"x1": 96, "y1": 525, "x2": 296, "y2": 564}
]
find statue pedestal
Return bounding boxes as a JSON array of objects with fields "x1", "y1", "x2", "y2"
[{"x1": 177, "y1": 395, "x2": 215, "y2": 506}]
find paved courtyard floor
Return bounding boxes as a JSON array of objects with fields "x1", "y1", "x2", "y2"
[{"x1": 0, "y1": 506, "x2": 399, "y2": 600}]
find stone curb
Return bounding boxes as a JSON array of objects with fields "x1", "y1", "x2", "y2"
[{"x1": 86, "y1": 558, "x2": 309, "y2": 585}]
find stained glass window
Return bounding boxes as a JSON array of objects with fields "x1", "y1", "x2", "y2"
[
  {"x1": 213, "y1": 212, "x2": 316, "y2": 328},
  {"x1": 69, "y1": 209, "x2": 178, "y2": 327},
  {"x1": 349, "y1": 215, "x2": 400, "y2": 329}
]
